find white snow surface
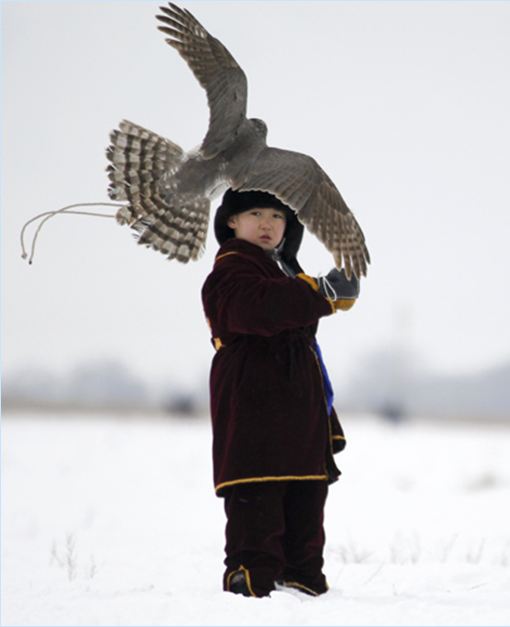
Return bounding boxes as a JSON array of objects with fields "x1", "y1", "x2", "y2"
[{"x1": 2, "y1": 412, "x2": 510, "y2": 626}]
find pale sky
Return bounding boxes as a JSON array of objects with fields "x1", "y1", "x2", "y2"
[{"x1": 3, "y1": 1, "x2": 510, "y2": 391}]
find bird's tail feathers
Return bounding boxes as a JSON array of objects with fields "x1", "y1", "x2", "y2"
[
  {"x1": 106, "y1": 119, "x2": 184, "y2": 225},
  {"x1": 133, "y1": 196, "x2": 210, "y2": 263}
]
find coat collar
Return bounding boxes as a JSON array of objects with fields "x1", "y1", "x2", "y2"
[
  {"x1": 215, "y1": 238, "x2": 281, "y2": 271},
  {"x1": 216, "y1": 237, "x2": 272, "y2": 259}
]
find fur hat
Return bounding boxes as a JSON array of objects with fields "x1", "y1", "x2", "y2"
[{"x1": 214, "y1": 189, "x2": 304, "y2": 274}]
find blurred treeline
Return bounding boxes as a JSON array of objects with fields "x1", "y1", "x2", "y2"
[{"x1": 2, "y1": 349, "x2": 510, "y2": 422}]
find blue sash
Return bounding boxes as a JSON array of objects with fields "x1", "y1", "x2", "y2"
[{"x1": 312, "y1": 339, "x2": 334, "y2": 415}]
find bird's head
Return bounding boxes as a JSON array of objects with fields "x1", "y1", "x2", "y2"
[{"x1": 249, "y1": 118, "x2": 268, "y2": 139}]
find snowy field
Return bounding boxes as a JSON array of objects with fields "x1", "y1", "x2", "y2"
[{"x1": 2, "y1": 411, "x2": 510, "y2": 626}]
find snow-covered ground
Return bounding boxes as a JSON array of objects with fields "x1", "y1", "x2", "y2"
[{"x1": 2, "y1": 411, "x2": 509, "y2": 626}]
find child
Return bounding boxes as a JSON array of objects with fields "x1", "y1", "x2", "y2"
[{"x1": 201, "y1": 189, "x2": 358, "y2": 598}]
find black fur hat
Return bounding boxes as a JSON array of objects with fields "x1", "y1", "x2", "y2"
[{"x1": 214, "y1": 189, "x2": 304, "y2": 274}]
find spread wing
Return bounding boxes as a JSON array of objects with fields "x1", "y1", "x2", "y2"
[
  {"x1": 157, "y1": 3, "x2": 248, "y2": 159},
  {"x1": 235, "y1": 147, "x2": 370, "y2": 278}
]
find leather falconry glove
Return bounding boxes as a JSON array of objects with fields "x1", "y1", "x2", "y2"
[{"x1": 297, "y1": 268, "x2": 360, "y2": 311}]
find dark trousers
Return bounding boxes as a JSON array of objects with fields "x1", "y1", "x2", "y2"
[{"x1": 222, "y1": 480, "x2": 328, "y2": 597}]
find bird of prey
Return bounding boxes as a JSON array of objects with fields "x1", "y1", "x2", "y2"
[{"x1": 107, "y1": 3, "x2": 370, "y2": 278}]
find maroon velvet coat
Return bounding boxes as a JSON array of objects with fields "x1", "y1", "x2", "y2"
[{"x1": 201, "y1": 238, "x2": 346, "y2": 496}]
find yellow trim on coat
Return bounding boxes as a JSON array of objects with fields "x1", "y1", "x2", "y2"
[
  {"x1": 214, "y1": 251, "x2": 240, "y2": 265},
  {"x1": 331, "y1": 435, "x2": 346, "y2": 440},
  {"x1": 226, "y1": 565, "x2": 256, "y2": 597},
  {"x1": 213, "y1": 337, "x2": 224, "y2": 350},
  {"x1": 296, "y1": 273, "x2": 319, "y2": 291},
  {"x1": 296, "y1": 274, "x2": 337, "y2": 314},
  {"x1": 215, "y1": 474, "x2": 329, "y2": 493}
]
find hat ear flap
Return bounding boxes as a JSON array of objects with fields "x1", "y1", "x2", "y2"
[
  {"x1": 280, "y1": 214, "x2": 304, "y2": 274},
  {"x1": 214, "y1": 190, "x2": 239, "y2": 244}
]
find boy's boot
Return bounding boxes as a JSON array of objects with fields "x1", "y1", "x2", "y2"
[
  {"x1": 275, "y1": 571, "x2": 329, "y2": 596},
  {"x1": 224, "y1": 564, "x2": 275, "y2": 598},
  {"x1": 223, "y1": 565, "x2": 274, "y2": 597},
  {"x1": 228, "y1": 570, "x2": 252, "y2": 597}
]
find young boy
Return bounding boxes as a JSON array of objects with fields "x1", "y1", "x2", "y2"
[{"x1": 201, "y1": 189, "x2": 358, "y2": 598}]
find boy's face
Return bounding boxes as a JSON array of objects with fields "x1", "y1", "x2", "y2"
[{"x1": 227, "y1": 207, "x2": 287, "y2": 251}]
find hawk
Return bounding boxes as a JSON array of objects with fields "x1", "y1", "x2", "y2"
[{"x1": 107, "y1": 3, "x2": 370, "y2": 278}]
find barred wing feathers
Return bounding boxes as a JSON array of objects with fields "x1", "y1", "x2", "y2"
[
  {"x1": 157, "y1": 3, "x2": 248, "y2": 159},
  {"x1": 236, "y1": 147, "x2": 370, "y2": 278}
]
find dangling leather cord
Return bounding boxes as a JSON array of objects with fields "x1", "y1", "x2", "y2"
[{"x1": 20, "y1": 202, "x2": 127, "y2": 264}]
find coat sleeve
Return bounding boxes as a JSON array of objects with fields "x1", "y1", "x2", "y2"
[{"x1": 203, "y1": 253, "x2": 334, "y2": 337}]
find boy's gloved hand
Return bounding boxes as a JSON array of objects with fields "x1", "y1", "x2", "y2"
[
  {"x1": 319, "y1": 268, "x2": 359, "y2": 311},
  {"x1": 319, "y1": 268, "x2": 360, "y2": 299},
  {"x1": 297, "y1": 268, "x2": 360, "y2": 311}
]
